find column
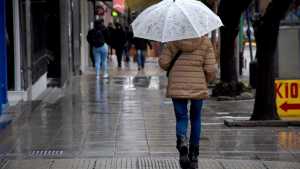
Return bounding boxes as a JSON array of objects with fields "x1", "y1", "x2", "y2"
[
  {"x1": 13, "y1": 0, "x2": 21, "y2": 91},
  {"x1": 72, "y1": 0, "x2": 81, "y2": 75},
  {"x1": 25, "y1": 0, "x2": 32, "y2": 100},
  {"x1": 0, "y1": 0, "x2": 8, "y2": 113},
  {"x1": 60, "y1": 0, "x2": 72, "y2": 85},
  {"x1": 80, "y1": 0, "x2": 89, "y2": 72}
]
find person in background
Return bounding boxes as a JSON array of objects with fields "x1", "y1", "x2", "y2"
[
  {"x1": 124, "y1": 26, "x2": 134, "y2": 64},
  {"x1": 87, "y1": 19, "x2": 109, "y2": 78},
  {"x1": 112, "y1": 23, "x2": 126, "y2": 68},
  {"x1": 106, "y1": 22, "x2": 114, "y2": 57},
  {"x1": 132, "y1": 37, "x2": 152, "y2": 70},
  {"x1": 159, "y1": 36, "x2": 217, "y2": 169}
]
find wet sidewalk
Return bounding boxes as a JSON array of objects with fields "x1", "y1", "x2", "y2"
[{"x1": 1, "y1": 58, "x2": 300, "y2": 169}]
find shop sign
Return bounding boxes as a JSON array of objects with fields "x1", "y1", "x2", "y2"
[
  {"x1": 113, "y1": 0, "x2": 125, "y2": 13},
  {"x1": 276, "y1": 80, "x2": 300, "y2": 117}
]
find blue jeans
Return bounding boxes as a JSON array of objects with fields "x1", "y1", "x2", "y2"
[
  {"x1": 136, "y1": 50, "x2": 145, "y2": 68},
  {"x1": 172, "y1": 99, "x2": 203, "y2": 145},
  {"x1": 124, "y1": 48, "x2": 130, "y2": 62},
  {"x1": 93, "y1": 44, "x2": 108, "y2": 75}
]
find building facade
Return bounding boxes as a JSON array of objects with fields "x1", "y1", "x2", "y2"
[{"x1": 4, "y1": 0, "x2": 99, "y2": 104}]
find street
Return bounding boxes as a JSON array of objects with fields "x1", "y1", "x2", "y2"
[{"x1": 0, "y1": 58, "x2": 299, "y2": 169}]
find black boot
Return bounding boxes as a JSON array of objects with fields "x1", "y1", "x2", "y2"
[
  {"x1": 189, "y1": 144, "x2": 199, "y2": 169},
  {"x1": 176, "y1": 138, "x2": 190, "y2": 169}
]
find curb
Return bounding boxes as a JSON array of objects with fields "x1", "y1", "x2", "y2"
[
  {"x1": 224, "y1": 119, "x2": 300, "y2": 127},
  {"x1": 0, "y1": 113, "x2": 12, "y2": 129},
  {"x1": 1, "y1": 100, "x2": 42, "y2": 129}
]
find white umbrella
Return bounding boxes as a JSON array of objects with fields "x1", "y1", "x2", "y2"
[{"x1": 131, "y1": 0, "x2": 223, "y2": 42}]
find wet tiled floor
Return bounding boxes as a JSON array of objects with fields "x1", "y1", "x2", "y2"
[
  {"x1": 1, "y1": 58, "x2": 300, "y2": 168},
  {"x1": 1, "y1": 158, "x2": 300, "y2": 169}
]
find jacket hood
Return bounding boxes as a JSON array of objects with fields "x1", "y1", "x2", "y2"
[{"x1": 172, "y1": 38, "x2": 203, "y2": 52}]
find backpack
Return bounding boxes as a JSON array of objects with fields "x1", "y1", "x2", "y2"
[{"x1": 87, "y1": 29, "x2": 105, "y2": 48}]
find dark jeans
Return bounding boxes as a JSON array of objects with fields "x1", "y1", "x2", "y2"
[
  {"x1": 124, "y1": 48, "x2": 130, "y2": 62},
  {"x1": 137, "y1": 49, "x2": 145, "y2": 68},
  {"x1": 116, "y1": 48, "x2": 123, "y2": 67},
  {"x1": 172, "y1": 99, "x2": 203, "y2": 145}
]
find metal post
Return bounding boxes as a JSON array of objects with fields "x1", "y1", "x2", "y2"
[
  {"x1": 72, "y1": 0, "x2": 81, "y2": 76},
  {"x1": 25, "y1": 0, "x2": 32, "y2": 100},
  {"x1": 93, "y1": 0, "x2": 96, "y2": 20},
  {"x1": 239, "y1": 15, "x2": 244, "y2": 75},
  {"x1": 246, "y1": 9, "x2": 254, "y2": 62},
  {"x1": 0, "y1": 0, "x2": 8, "y2": 114},
  {"x1": 13, "y1": 0, "x2": 21, "y2": 91},
  {"x1": 80, "y1": 0, "x2": 89, "y2": 72},
  {"x1": 255, "y1": 0, "x2": 260, "y2": 13},
  {"x1": 60, "y1": 0, "x2": 72, "y2": 86}
]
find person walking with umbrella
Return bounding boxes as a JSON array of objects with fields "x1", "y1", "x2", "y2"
[
  {"x1": 160, "y1": 37, "x2": 217, "y2": 169},
  {"x1": 131, "y1": 0, "x2": 222, "y2": 168}
]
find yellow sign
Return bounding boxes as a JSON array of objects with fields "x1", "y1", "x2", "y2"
[{"x1": 275, "y1": 80, "x2": 300, "y2": 117}]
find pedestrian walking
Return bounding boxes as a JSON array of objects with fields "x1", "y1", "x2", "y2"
[
  {"x1": 132, "y1": 37, "x2": 152, "y2": 70},
  {"x1": 87, "y1": 19, "x2": 109, "y2": 78},
  {"x1": 131, "y1": 1, "x2": 222, "y2": 167},
  {"x1": 112, "y1": 23, "x2": 126, "y2": 68},
  {"x1": 159, "y1": 37, "x2": 217, "y2": 169},
  {"x1": 124, "y1": 26, "x2": 134, "y2": 64},
  {"x1": 106, "y1": 22, "x2": 114, "y2": 57}
]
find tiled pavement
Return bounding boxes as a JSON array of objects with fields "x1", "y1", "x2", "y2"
[
  {"x1": 1, "y1": 158, "x2": 300, "y2": 169},
  {"x1": 1, "y1": 57, "x2": 300, "y2": 169}
]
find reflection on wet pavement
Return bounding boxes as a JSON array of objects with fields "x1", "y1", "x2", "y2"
[
  {"x1": 0, "y1": 60, "x2": 300, "y2": 167},
  {"x1": 1, "y1": 158, "x2": 300, "y2": 169}
]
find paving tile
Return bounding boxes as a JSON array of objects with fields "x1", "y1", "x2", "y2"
[
  {"x1": 263, "y1": 161, "x2": 300, "y2": 169},
  {"x1": 199, "y1": 159, "x2": 223, "y2": 169},
  {"x1": 292, "y1": 153, "x2": 300, "y2": 162},
  {"x1": 220, "y1": 159, "x2": 266, "y2": 169},
  {"x1": 255, "y1": 152, "x2": 297, "y2": 162},
  {"x1": 2, "y1": 158, "x2": 300, "y2": 169},
  {"x1": 94, "y1": 159, "x2": 113, "y2": 169},
  {"x1": 2, "y1": 159, "x2": 52, "y2": 169}
]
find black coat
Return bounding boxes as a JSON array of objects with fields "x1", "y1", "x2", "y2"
[
  {"x1": 87, "y1": 24, "x2": 109, "y2": 45},
  {"x1": 132, "y1": 38, "x2": 152, "y2": 50},
  {"x1": 106, "y1": 26, "x2": 114, "y2": 46},
  {"x1": 112, "y1": 28, "x2": 126, "y2": 49},
  {"x1": 124, "y1": 30, "x2": 133, "y2": 48}
]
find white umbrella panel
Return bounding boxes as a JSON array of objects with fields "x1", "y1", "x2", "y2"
[{"x1": 131, "y1": 0, "x2": 223, "y2": 42}]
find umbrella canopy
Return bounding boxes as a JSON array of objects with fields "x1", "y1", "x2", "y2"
[{"x1": 131, "y1": 0, "x2": 223, "y2": 42}]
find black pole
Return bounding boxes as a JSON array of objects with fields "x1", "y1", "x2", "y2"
[
  {"x1": 93, "y1": 0, "x2": 96, "y2": 20},
  {"x1": 255, "y1": 0, "x2": 260, "y2": 13},
  {"x1": 25, "y1": 0, "x2": 32, "y2": 100},
  {"x1": 247, "y1": 7, "x2": 257, "y2": 89},
  {"x1": 246, "y1": 9, "x2": 254, "y2": 62}
]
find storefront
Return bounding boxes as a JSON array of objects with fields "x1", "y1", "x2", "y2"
[
  {"x1": 276, "y1": 1, "x2": 300, "y2": 79},
  {"x1": 275, "y1": 1, "x2": 300, "y2": 118},
  {"x1": 5, "y1": 0, "x2": 83, "y2": 103}
]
